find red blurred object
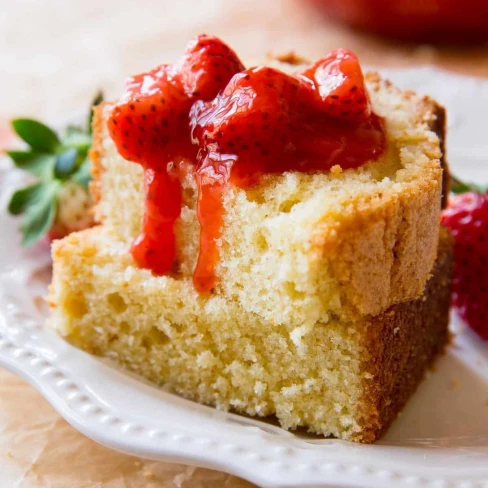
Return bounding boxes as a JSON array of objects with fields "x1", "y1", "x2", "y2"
[
  {"x1": 441, "y1": 191, "x2": 488, "y2": 340},
  {"x1": 0, "y1": 122, "x2": 14, "y2": 154},
  {"x1": 311, "y1": 0, "x2": 488, "y2": 43}
]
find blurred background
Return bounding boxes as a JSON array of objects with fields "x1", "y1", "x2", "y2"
[
  {"x1": 1, "y1": 1, "x2": 488, "y2": 486},
  {"x1": 2, "y1": 0, "x2": 488, "y2": 126}
]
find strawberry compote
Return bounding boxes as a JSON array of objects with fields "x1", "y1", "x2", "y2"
[{"x1": 108, "y1": 38, "x2": 386, "y2": 293}]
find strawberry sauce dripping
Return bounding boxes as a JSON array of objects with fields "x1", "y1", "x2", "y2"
[
  {"x1": 108, "y1": 35, "x2": 244, "y2": 282},
  {"x1": 108, "y1": 39, "x2": 386, "y2": 293}
]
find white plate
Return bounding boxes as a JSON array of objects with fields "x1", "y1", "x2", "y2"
[{"x1": 1, "y1": 67, "x2": 488, "y2": 488}]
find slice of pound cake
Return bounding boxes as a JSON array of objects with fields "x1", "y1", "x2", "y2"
[
  {"x1": 48, "y1": 35, "x2": 451, "y2": 443},
  {"x1": 50, "y1": 226, "x2": 451, "y2": 443}
]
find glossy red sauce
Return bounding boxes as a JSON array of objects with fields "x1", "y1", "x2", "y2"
[{"x1": 108, "y1": 37, "x2": 386, "y2": 293}]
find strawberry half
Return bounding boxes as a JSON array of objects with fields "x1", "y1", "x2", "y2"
[
  {"x1": 300, "y1": 48, "x2": 371, "y2": 121},
  {"x1": 190, "y1": 66, "x2": 318, "y2": 184},
  {"x1": 109, "y1": 35, "x2": 244, "y2": 166},
  {"x1": 178, "y1": 34, "x2": 245, "y2": 100},
  {"x1": 441, "y1": 186, "x2": 488, "y2": 340},
  {"x1": 190, "y1": 64, "x2": 384, "y2": 180},
  {"x1": 109, "y1": 66, "x2": 194, "y2": 165}
]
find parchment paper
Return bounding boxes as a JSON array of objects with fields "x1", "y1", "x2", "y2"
[{"x1": 0, "y1": 370, "x2": 254, "y2": 487}]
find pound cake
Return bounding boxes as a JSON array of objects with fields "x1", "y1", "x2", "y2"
[{"x1": 48, "y1": 35, "x2": 451, "y2": 442}]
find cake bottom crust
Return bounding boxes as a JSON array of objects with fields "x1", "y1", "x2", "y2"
[{"x1": 48, "y1": 228, "x2": 452, "y2": 443}]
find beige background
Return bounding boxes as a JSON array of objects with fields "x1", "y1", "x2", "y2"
[{"x1": 1, "y1": 0, "x2": 488, "y2": 486}]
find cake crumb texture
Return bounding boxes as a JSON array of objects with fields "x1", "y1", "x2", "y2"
[
  {"x1": 50, "y1": 67, "x2": 451, "y2": 443},
  {"x1": 90, "y1": 70, "x2": 444, "y2": 323},
  {"x1": 48, "y1": 227, "x2": 452, "y2": 442}
]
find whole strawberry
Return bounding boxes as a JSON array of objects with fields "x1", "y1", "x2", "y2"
[
  {"x1": 441, "y1": 183, "x2": 488, "y2": 340},
  {"x1": 7, "y1": 92, "x2": 103, "y2": 245}
]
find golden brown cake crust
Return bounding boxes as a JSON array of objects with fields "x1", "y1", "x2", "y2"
[
  {"x1": 270, "y1": 51, "x2": 310, "y2": 65},
  {"x1": 88, "y1": 103, "x2": 106, "y2": 214},
  {"x1": 429, "y1": 101, "x2": 449, "y2": 208},
  {"x1": 354, "y1": 227, "x2": 453, "y2": 443},
  {"x1": 311, "y1": 170, "x2": 441, "y2": 319},
  {"x1": 308, "y1": 73, "x2": 447, "y2": 319}
]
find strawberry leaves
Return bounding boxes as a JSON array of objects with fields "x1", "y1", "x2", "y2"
[
  {"x1": 8, "y1": 182, "x2": 47, "y2": 215},
  {"x1": 5, "y1": 151, "x2": 56, "y2": 179},
  {"x1": 6, "y1": 91, "x2": 103, "y2": 246},
  {"x1": 15, "y1": 182, "x2": 59, "y2": 246},
  {"x1": 88, "y1": 91, "x2": 103, "y2": 133},
  {"x1": 450, "y1": 174, "x2": 488, "y2": 195},
  {"x1": 8, "y1": 181, "x2": 60, "y2": 245},
  {"x1": 71, "y1": 159, "x2": 91, "y2": 188},
  {"x1": 54, "y1": 148, "x2": 79, "y2": 179},
  {"x1": 11, "y1": 119, "x2": 60, "y2": 153}
]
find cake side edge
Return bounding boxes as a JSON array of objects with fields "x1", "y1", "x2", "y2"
[{"x1": 353, "y1": 226, "x2": 453, "y2": 443}]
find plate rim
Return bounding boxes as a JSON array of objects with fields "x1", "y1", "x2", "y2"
[{"x1": 1, "y1": 323, "x2": 488, "y2": 488}]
